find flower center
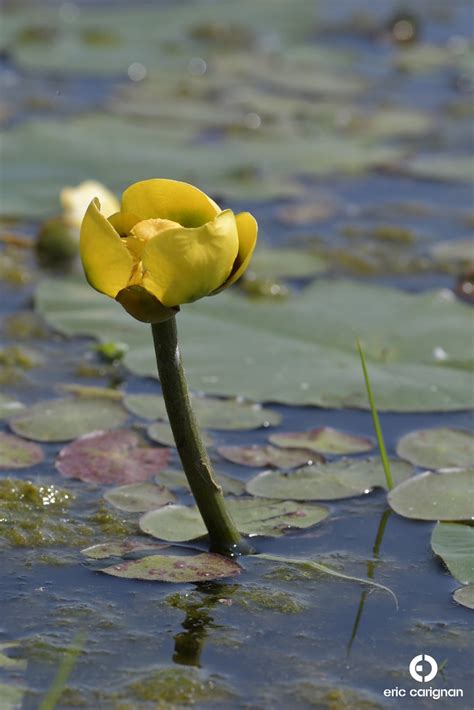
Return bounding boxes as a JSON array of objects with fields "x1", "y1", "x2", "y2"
[{"x1": 123, "y1": 218, "x2": 181, "y2": 260}]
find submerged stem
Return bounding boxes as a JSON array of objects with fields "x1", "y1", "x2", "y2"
[{"x1": 151, "y1": 316, "x2": 251, "y2": 557}]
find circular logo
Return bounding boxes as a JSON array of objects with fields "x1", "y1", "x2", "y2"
[{"x1": 409, "y1": 654, "x2": 438, "y2": 683}]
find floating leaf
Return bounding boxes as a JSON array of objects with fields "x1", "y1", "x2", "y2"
[
  {"x1": 431, "y1": 239, "x2": 474, "y2": 269},
  {"x1": 140, "y1": 498, "x2": 328, "y2": 542},
  {"x1": 147, "y1": 421, "x2": 214, "y2": 448},
  {"x1": 247, "y1": 459, "x2": 413, "y2": 501},
  {"x1": 140, "y1": 505, "x2": 206, "y2": 543},
  {"x1": 104, "y1": 482, "x2": 176, "y2": 512},
  {"x1": 431, "y1": 522, "x2": 474, "y2": 584},
  {"x1": 58, "y1": 383, "x2": 124, "y2": 400},
  {"x1": 0, "y1": 394, "x2": 24, "y2": 419},
  {"x1": 37, "y1": 277, "x2": 473, "y2": 411},
  {"x1": 56, "y1": 430, "x2": 171, "y2": 484},
  {"x1": 0, "y1": 432, "x2": 44, "y2": 469},
  {"x1": 10, "y1": 397, "x2": 127, "y2": 442},
  {"x1": 399, "y1": 155, "x2": 474, "y2": 183},
  {"x1": 388, "y1": 469, "x2": 474, "y2": 521},
  {"x1": 269, "y1": 427, "x2": 374, "y2": 455},
  {"x1": 247, "y1": 247, "x2": 327, "y2": 279},
  {"x1": 125, "y1": 393, "x2": 281, "y2": 430},
  {"x1": 396, "y1": 428, "x2": 474, "y2": 470},
  {"x1": 81, "y1": 540, "x2": 168, "y2": 560},
  {"x1": 100, "y1": 552, "x2": 242, "y2": 582},
  {"x1": 154, "y1": 470, "x2": 245, "y2": 496},
  {"x1": 217, "y1": 444, "x2": 317, "y2": 468},
  {"x1": 453, "y1": 585, "x2": 474, "y2": 610}
]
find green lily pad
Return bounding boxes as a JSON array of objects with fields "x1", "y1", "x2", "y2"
[
  {"x1": 125, "y1": 393, "x2": 281, "y2": 430},
  {"x1": 269, "y1": 427, "x2": 374, "y2": 455},
  {"x1": 37, "y1": 277, "x2": 473, "y2": 411},
  {"x1": 140, "y1": 498, "x2": 328, "y2": 541},
  {"x1": 0, "y1": 393, "x2": 24, "y2": 419},
  {"x1": 247, "y1": 459, "x2": 413, "y2": 501},
  {"x1": 56, "y1": 430, "x2": 171, "y2": 484},
  {"x1": 453, "y1": 585, "x2": 474, "y2": 610},
  {"x1": 81, "y1": 540, "x2": 168, "y2": 560},
  {"x1": 431, "y1": 239, "x2": 474, "y2": 269},
  {"x1": 388, "y1": 469, "x2": 474, "y2": 521},
  {"x1": 104, "y1": 482, "x2": 176, "y2": 512},
  {"x1": 0, "y1": 683, "x2": 25, "y2": 710},
  {"x1": 399, "y1": 155, "x2": 474, "y2": 183},
  {"x1": 147, "y1": 421, "x2": 214, "y2": 448},
  {"x1": 154, "y1": 470, "x2": 245, "y2": 496},
  {"x1": 396, "y1": 428, "x2": 474, "y2": 470},
  {"x1": 246, "y1": 248, "x2": 327, "y2": 280},
  {"x1": 0, "y1": 432, "x2": 44, "y2": 469},
  {"x1": 100, "y1": 552, "x2": 242, "y2": 582},
  {"x1": 431, "y1": 523, "x2": 474, "y2": 585},
  {"x1": 9, "y1": 397, "x2": 128, "y2": 442},
  {"x1": 217, "y1": 444, "x2": 318, "y2": 468}
]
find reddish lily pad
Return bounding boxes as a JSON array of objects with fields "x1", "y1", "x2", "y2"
[
  {"x1": 104, "y1": 482, "x2": 176, "y2": 512},
  {"x1": 56, "y1": 430, "x2": 171, "y2": 484},
  {"x1": 269, "y1": 427, "x2": 374, "y2": 455},
  {"x1": 396, "y1": 428, "x2": 474, "y2": 470},
  {"x1": 100, "y1": 552, "x2": 242, "y2": 582},
  {"x1": 81, "y1": 539, "x2": 168, "y2": 560},
  {"x1": 0, "y1": 432, "x2": 44, "y2": 469},
  {"x1": 10, "y1": 397, "x2": 128, "y2": 442},
  {"x1": 217, "y1": 444, "x2": 319, "y2": 468}
]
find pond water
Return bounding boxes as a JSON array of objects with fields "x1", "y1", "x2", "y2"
[{"x1": 0, "y1": 0, "x2": 473, "y2": 708}]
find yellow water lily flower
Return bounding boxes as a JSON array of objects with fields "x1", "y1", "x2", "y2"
[
  {"x1": 80, "y1": 179, "x2": 258, "y2": 323},
  {"x1": 61, "y1": 180, "x2": 120, "y2": 229}
]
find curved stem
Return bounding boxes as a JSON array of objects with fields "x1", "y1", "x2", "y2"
[{"x1": 151, "y1": 317, "x2": 251, "y2": 557}]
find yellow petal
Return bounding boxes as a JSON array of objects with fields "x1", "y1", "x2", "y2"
[
  {"x1": 61, "y1": 180, "x2": 119, "y2": 228},
  {"x1": 121, "y1": 179, "x2": 220, "y2": 228},
  {"x1": 116, "y1": 285, "x2": 178, "y2": 323},
  {"x1": 213, "y1": 211, "x2": 258, "y2": 292},
  {"x1": 80, "y1": 198, "x2": 133, "y2": 297},
  {"x1": 108, "y1": 211, "x2": 141, "y2": 236},
  {"x1": 142, "y1": 209, "x2": 239, "y2": 307}
]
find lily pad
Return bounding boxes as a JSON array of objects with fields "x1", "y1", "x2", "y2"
[
  {"x1": 388, "y1": 469, "x2": 474, "y2": 521},
  {"x1": 217, "y1": 444, "x2": 317, "y2": 468},
  {"x1": 81, "y1": 539, "x2": 168, "y2": 560},
  {"x1": 56, "y1": 430, "x2": 171, "y2": 484},
  {"x1": 9, "y1": 397, "x2": 127, "y2": 442},
  {"x1": 0, "y1": 393, "x2": 24, "y2": 419},
  {"x1": 104, "y1": 482, "x2": 176, "y2": 512},
  {"x1": 269, "y1": 427, "x2": 374, "y2": 455},
  {"x1": 431, "y1": 239, "x2": 474, "y2": 269},
  {"x1": 247, "y1": 459, "x2": 413, "y2": 501},
  {"x1": 125, "y1": 393, "x2": 281, "y2": 430},
  {"x1": 100, "y1": 552, "x2": 242, "y2": 582},
  {"x1": 247, "y1": 248, "x2": 327, "y2": 280},
  {"x1": 399, "y1": 155, "x2": 474, "y2": 183},
  {"x1": 0, "y1": 432, "x2": 44, "y2": 469},
  {"x1": 453, "y1": 585, "x2": 474, "y2": 610},
  {"x1": 396, "y1": 428, "x2": 474, "y2": 470},
  {"x1": 154, "y1": 470, "x2": 245, "y2": 496},
  {"x1": 431, "y1": 522, "x2": 474, "y2": 585},
  {"x1": 37, "y1": 277, "x2": 474, "y2": 411},
  {"x1": 147, "y1": 421, "x2": 214, "y2": 448},
  {"x1": 140, "y1": 498, "x2": 328, "y2": 541}
]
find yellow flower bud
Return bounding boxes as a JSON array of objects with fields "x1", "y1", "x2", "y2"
[
  {"x1": 61, "y1": 180, "x2": 120, "y2": 229},
  {"x1": 80, "y1": 179, "x2": 258, "y2": 323}
]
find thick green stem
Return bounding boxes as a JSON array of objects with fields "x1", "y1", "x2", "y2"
[{"x1": 151, "y1": 317, "x2": 250, "y2": 557}]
